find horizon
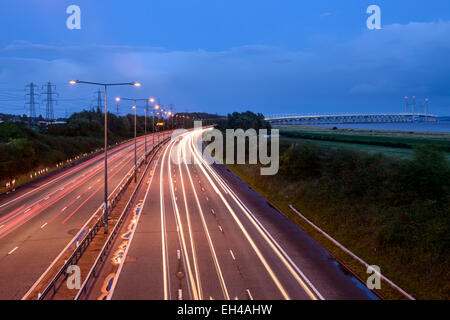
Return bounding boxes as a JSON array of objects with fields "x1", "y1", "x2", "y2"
[{"x1": 1, "y1": 1, "x2": 450, "y2": 117}]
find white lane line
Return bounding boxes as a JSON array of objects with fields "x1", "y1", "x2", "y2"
[
  {"x1": 22, "y1": 143, "x2": 145, "y2": 300},
  {"x1": 229, "y1": 250, "x2": 236, "y2": 261},
  {"x1": 218, "y1": 226, "x2": 223, "y2": 233},
  {"x1": 175, "y1": 141, "x2": 203, "y2": 300},
  {"x1": 76, "y1": 195, "x2": 81, "y2": 200},
  {"x1": 192, "y1": 132, "x2": 324, "y2": 300},
  {"x1": 178, "y1": 289, "x2": 183, "y2": 300},
  {"x1": 0, "y1": 225, "x2": 4, "y2": 229},
  {"x1": 190, "y1": 134, "x2": 291, "y2": 300},
  {"x1": 62, "y1": 207, "x2": 67, "y2": 212},
  {"x1": 168, "y1": 141, "x2": 198, "y2": 300},
  {"x1": 8, "y1": 247, "x2": 18, "y2": 255},
  {"x1": 0, "y1": 139, "x2": 140, "y2": 211},
  {"x1": 181, "y1": 136, "x2": 230, "y2": 300},
  {"x1": 159, "y1": 142, "x2": 171, "y2": 300},
  {"x1": 41, "y1": 223, "x2": 48, "y2": 229},
  {"x1": 24, "y1": 208, "x2": 31, "y2": 213},
  {"x1": 246, "y1": 289, "x2": 254, "y2": 300}
]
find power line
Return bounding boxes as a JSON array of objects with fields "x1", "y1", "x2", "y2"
[
  {"x1": 41, "y1": 82, "x2": 58, "y2": 122},
  {"x1": 25, "y1": 83, "x2": 40, "y2": 125}
]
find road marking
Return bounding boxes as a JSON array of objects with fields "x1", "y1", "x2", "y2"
[
  {"x1": 76, "y1": 195, "x2": 81, "y2": 200},
  {"x1": 178, "y1": 289, "x2": 183, "y2": 300},
  {"x1": 22, "y1": 142, "x2": 147, "y2": 300},
  {"x1": 190, "y1": 133, "x2": 292, "y2": 300},
  {"x1": 24, "y1": 208, "x2": 31, "y2": 213},
  {"x1": 44, "y1": 196, "x2": 50, "y2": 201},
  {"x1": 8, "y1": 247, "x2": 18, "y2": 255},
  {"x1": 181, "y1": 136, "x2": 230, "y2": 300},
  {"x1": 211, "y1": 209, "x2": 215, "y2": 215},
  {"x1": 88, "y1": 186, "x2": 92, "y2": 190},
  {"x1": 62, "y1": 207, "x2": 67, "y2": 212},
  {"x1": 0, "y1": 225, "x2": 4, "y2": 229},
  {"x1": 218, "y1": 226, "x2": 223, "y2": 233},
  {"x1": 41, "y1": 223, "x2": 48, "y2": 229},
  {"x1": 175, "y1": 141, "x2": 203, "y2": 300},
  {"x1": 159, "y1": 142, "x2": 172, "y2": 300},
  {"x1": 246, "y1": 289, "x2": 254, "y2": 300},
  {"x1": 191, "y1": 132, "x2": 326, "y2": 300},
  {"x1": 168, "y1": 141, "x2": 199, "y2": 300},
  {"x1": 229, "y1": 250, "x2": 236, "y2": 261},
  {"x1": 0, "y1": 139, "x2": 139, "y2": 211}
]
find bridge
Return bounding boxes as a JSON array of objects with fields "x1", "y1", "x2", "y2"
[{"x1": 265, "y1": 113, "x2": 437, "y2": 125}]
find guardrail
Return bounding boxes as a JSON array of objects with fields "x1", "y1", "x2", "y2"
[
  {"x1": 37, "y1": 133, "x2": 171, "y2": 300},
  {"x1": 74, "y1": 138, "x2": 169, "y2": 300}
]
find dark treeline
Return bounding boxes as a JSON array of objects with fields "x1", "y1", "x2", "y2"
[
  {"x1": 0, "y1": 110, "x2": 221, "y2": 181},
  {"x1": 216, "y1": 111, "x2": 271, "y2": 132}
]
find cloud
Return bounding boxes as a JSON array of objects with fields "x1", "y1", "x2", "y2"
[{"x1": 1, "y1": 20, "x2": 450, "y2": 116}]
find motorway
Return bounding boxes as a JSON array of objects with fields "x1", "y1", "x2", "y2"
[
  {"x1": 0, "y1": 133, "x2": 166, "y2": 299},
  {"x1": 106, "y1": 129, "x2": 377, "y2": 300}
]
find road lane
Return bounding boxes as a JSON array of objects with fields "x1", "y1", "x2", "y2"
[
  {"x1": 109, "y1": 129, "x2": 378, "y2": 300},
  {"x1": 0, "y1": 134, "x2": 161, "y2": 299}
]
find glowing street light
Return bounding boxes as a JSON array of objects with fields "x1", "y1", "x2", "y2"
[{"x1": 69, "y1": 80, "x2": 141, "y2": 234}]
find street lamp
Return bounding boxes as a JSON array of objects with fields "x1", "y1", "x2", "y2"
[
  {"x1": 132, "y1": 105, "x2": 137, "y2": 182},
  {"x1": 116, "y1": 96, "x2": 155, "y2": 164},
  {"x1": 154, "y1": 104, "x2": 160, "y2": 145},
  {"x1": 69, "y1": 80, "x2": 141, "y2": 234}
]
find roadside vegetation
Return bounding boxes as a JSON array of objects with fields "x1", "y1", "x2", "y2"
[
  {"x1": 216, "y1": 112, "x2": 450, "y2": 299},
  {"x1": 280, "y1": 127, "x2": 450, "y2": 151}
]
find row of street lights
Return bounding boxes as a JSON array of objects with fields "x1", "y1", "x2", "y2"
[
  {"x1": 69, "y1": 80, "x2": 173, "y2": 234},
  {"x1": 114, "y1": 97, "x2": 170, "y2": 183}
]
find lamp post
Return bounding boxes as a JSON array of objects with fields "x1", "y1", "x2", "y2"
[
  {"x1": 69, "y1": 80, "x2": 141, "y2": 234},
  {"x1": 116, "y1": 97, "x2": 154, "y2": 181},
  {"x1": 154, "y1": 104, "x2": 160, "y2": 146},
  {"x1": 133, "y1": 105, "x2": 137, "y2": 182}
]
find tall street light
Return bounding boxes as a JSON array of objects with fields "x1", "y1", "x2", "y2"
[
  {"x1": 117, "y1": 97, "x2": 155, "y2": 163},
  {"x1": 147, "y1": 98, "x2": 155, "y2": 162},
  {"x1": 154, "y1": 104, "x2": 160, "y2": 145},
  {"x1": 116, "y1": 97, "x2": 152, "y2": 182},
  {"x1": 133, "y1": 105, "x2": 137, "y2": 182},
  {"x1": 69, "y1": 80, "x2": 141, "y2": 234}
]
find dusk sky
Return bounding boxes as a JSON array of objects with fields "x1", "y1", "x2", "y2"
[{"x1": 1, "y1": 0, "x2": 450, "y2": 117}]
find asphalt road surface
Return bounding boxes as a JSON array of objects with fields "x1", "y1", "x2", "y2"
[
  {"x1": 109, "y1": 129, "x2": 378, "y2": 300},
  {"x1": 0, "y1": 133, "x2": 163, "y2": 299}
]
